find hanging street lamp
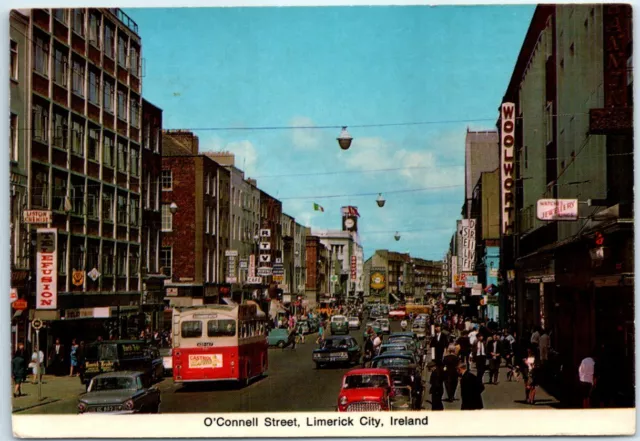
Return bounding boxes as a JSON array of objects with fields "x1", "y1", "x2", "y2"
[
  {"x1": 394, "y1": 231, "x2": 401, "y2": 241},
  {"x1": 376, "y1": 193, "x2": 386, "y2": 207},
  {"x1": 169, "y1": 202, "x2": 179, "y2": 215},
  {"x1": 337, "y1": 126, "x2": 353, "y2": 150}
]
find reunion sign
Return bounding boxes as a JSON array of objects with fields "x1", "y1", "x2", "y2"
[{"x1": 36, "y1": 228, "x2": 58, "y2": 310}]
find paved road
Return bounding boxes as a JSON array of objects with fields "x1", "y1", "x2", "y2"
[{"x1": 16, "y1": 318, "x2": 560, "y2": 414}]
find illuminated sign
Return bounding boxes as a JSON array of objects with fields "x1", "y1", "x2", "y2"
[
  {"x1": 36, "y1": 228, "x2": 57, "y2": 310},
  {"x1": 501, "y1": 102, "x2": 516, "y2": 235}
]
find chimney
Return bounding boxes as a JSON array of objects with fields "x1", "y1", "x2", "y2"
[{"x1": 247, "y1": 178, "x2": 257, "y2": 187}]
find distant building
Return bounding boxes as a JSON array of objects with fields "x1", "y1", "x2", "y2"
[{"x1": 464, "y1": 130, "x2": 499, "y2": 218}]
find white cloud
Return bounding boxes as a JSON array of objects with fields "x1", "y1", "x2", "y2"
[
  {"x1": 290, "y1": 116, "x2": 322, "y2": 150},
  {"x1": 200, "y1": 136, "x2": 259, "y2": 176}
]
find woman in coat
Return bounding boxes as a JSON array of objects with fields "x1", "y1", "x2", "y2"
[{"x1": 12, "y1": 346, "x2": 28, "y2": 398}]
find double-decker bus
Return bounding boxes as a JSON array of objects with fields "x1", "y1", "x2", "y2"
[{"x1": 171, "y1": 304, "x2": 268, "y2": 385}]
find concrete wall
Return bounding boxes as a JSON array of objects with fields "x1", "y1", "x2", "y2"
[
  {"x1": 481, "y1": 169, "x2": 501, "y2": 240},
  {"x1": 465, "y1": 130, "x2": 499, "y2": 218}
]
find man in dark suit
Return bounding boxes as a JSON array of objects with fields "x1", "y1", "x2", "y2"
[
  {"x1": 488, "y1": 335, "x2": 502, "y2": 384},
  {"x1": 442, "y1": 345, "x2": 460, "y2": 402},
  {"x1": 430, "y1": 325, "x2": 447, "y2": 364},
  {"x1": 428, "y1": 361, "x2": 444, "y2": 411},
  {"x1": 473, "y1": 334, "x2": 487, "y2": 384},
  {"x1": 458, "y1": 362, "x2": 484, "y2": 410},
  {"x1": 48, "y1": 338, "x2": 65, "y2": 376},
  {"x1": 456, "y1": 330, "x2": 472, "y2": 369}
]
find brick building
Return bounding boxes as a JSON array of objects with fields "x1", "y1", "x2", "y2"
[
  {"x1": 13, "y1": 8, "x2": 150, "y2": 351},
  {"x1": 161, "y1": 130, "x2": 226, "y2": 305},
  {"x1": 259, "y1": 189, "x2": 282, "y2": 298},
  {"x1": 305, "y1": 234, "x2": 329, "y2": 305}
]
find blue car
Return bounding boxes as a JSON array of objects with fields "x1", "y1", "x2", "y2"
[{"x1": 267, "y1": 328, "x2": 290, "y2": 347}]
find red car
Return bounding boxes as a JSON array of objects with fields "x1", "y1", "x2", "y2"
[{"x1": 337, "y1": 368, "x2": 393, "y2": 412}]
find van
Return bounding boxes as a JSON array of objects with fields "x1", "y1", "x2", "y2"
[{"x1": 80, "y1": 340, "x2": 161, "y2": 386}]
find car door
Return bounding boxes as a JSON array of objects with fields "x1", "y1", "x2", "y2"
[{"x1": 350, "y1": 338, "x2": 361, "y2": 362}]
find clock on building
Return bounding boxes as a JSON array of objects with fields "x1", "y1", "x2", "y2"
[{"x1": 342, "y1": 216, "x2": 357, "y2": 232}]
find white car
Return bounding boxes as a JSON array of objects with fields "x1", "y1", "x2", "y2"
[
  {"x1": 375, "y1": 319, "x2": 391, "y2": 335},
  {"x1": 348, "y1": 317, "x2": 361, "y2": 330}
]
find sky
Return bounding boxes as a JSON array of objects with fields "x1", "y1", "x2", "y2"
[{"x1": 126, "y1": 5, "x2": 535, "y2": 261}]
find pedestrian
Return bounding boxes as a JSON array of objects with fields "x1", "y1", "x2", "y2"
[
  {"x1": 443, "y1": 345, "x2": 460, "y2": 402},
  {"x1": 530, "y1": 326, "x2": 541, "y2": 357},
  {"x1": 430, "y1": 325, "x2": 447, "y2": 364},
  {"x1": 316, "y1": 323, "x2": 325, "y2": 344},
  {"x1": 469, "y1": 327, "x2": 478, "y2": 347},
  {"x1": 77, "y1": 341, "x2": 86, "y2": 382},
  {"x1": 69, "y1": 339, "x2": 79, "y2": 376},
  {"x1": 281, "y1": 327, "x2": 297, "y2": 351},
  {"x1": 363, "y1": 331, "x2": 375, "y2": 368},
  {"x1": 296, "y1": 323, "x2": 305, "y2": 344},
  {"x1": 488, "y1": 334, "x2": 502, "y2": 384},
  {"x1": 373, "y1": 332, "x2": 382, "y2": 356},
  {"x1": 456, "y1": 330, "x2": 471, "y2": 369},
  {"x1": 29, "y1": 347, "x2": 44, "y2": 384},
  {"x1": 539, "y1": 329, "x2": 550, "y2": 366},
  {"x1": 48, "y1": 338, "x2": 65, "y2": 376},
  {"x1": 523, "y1": 347, "x2": 539, "y2": 404},
  {"x1": 427, "y1": 361, "x2": 444, "y2": 411},
  {"x1": 502, "y1": 330, "x2": 515, "y2": 381},
  {"x1": 578, "y1": 354, "x2": 596, "y2": 408},
  {"x1": 473, "y1": 334, "x2": 487, "y2": 384},
  {"x1": 458, "y1": 362, "x2": 484, "y2": 410},
  {"x1": 12, "y1": 344, "x2": 27, "y2": 398}
]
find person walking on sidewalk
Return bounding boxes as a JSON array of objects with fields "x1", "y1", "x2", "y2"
[
  {"x1": 456, "y1": 331, "x2": 471, "y2": 369},
  {"x1": 523, "y1": 348, "x2": 539, "y2": 404},
  {"x1": 458, "y1": 362, "x2": 484, "y2": 410},
  {"x1": 473, "y1": 334, "x2": 487, "y2": 384},
  {"x1": 578, "y1": 354, "x2": 596, "y2": 408},
  {"x1": 69, "y1": 339, "x2": 79, "y2": 377},
  {"x1": 427, "y1": 361, "x2": 444, "y2": 411},
  {"x1": 30, "y1": 347, "x2": 44, "y2": 384},
  {"x1": 12, "y1": 345, "x2": 28, "y2": 398},
  {"x1": 48, "y1": 338, "x2": 65, "y2": 376},
  {"x1": 488, "y1": 334, "x2": 502, "y2": 384},
  {"x1": 281, "y1": 327, "x2": 297, "y2": 351},
  {"x1": 443, "y1": 345, "x2": 460, "y2": 402}
]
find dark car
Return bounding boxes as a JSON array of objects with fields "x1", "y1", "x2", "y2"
[
  {"x1": 77, "y1": 371, "x2": 161, "y2": 414},
  {"x1": 371, "y1": 353, "x2": 423, "y2": 410},
  {"x1": 313, "y1": 336, "x2": 361, "y2": 368},
  {"x1": 80, "y1": 340, "x2": 159, "y2": 387}
]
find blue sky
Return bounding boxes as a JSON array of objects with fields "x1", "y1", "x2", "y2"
[{"x1": 126, "y1": 5, "x2": 535, "y2": 260}]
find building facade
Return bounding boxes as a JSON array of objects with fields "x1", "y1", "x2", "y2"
[
  {"x1": 259, "y1": 189, "x2": 282, "y2": 298},
  {"x1": 293, "y1": 221, "x2": 308, "y2": 305},
  {"x1": 464, "y1": 129, "x2": 500, "y2": 218},
  {"x1": 14, "y1": 8, "x2": 150, "y2": 352},
  {"x1": 499, "y1": 4, "x2": 633, "y2": 407}
]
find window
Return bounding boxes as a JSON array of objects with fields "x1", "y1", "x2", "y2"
[
  {"x1": 161, "y1": 170, "x2": 172, "y2": 190},
  {"x1": 161, "y1": 204, "x2": 173, "y2": 232},
  {"x1": 117, "y1": 194, "x2": 127, "y2": 224},
  {"x1": 10, "y1": 114, "x2": 18, "y2": 162},
  {"x1": 89, "y1": 12, "x2": 100, "y2": 47},
  {"x1": 130, "y1": 45, "x2": 139, "y2": 77},
  {"x1": 130, "y1": 148, "x2": 139, "y2": 176},
  {"x1": 102, "y1": 245, "x2": 113, "y2": 275},
  {"x1": 33, "y1": 35, "x2": 49, "y2": 76},
  {"x1": 86, "y1": 243, "x2": 99, "y2": 272},
  {"x1": 53, "y1": 9, "x2": 67, "y2": 24},
  {"x1": 58, "y1": 238, "x2": 67, "y2": 274},
  {"x1": 117, "y1": 141, "x2": 127, "y2": 172},
  {"x1": 72, "y1": 59, "x2": 84, "y2": 96},
  {"x1": 207, "y1": 320, "x2": 236, "y2": 337},
  {"x1": 117, "y1": 90, "x2": 127, "y2": 120},
  {"x1": 160, "y1": 247, "x2": 172, "y2": 277},
  {"x1": 104, "y1": 22, "x2": 114, "y2": 58},
  {"x1": 181, "y1": 321, "x2": 202, "y2": 338},
  {"x1": 116, "y1": 246, "x2": 127, "y2": 276},
  {"x1": 118, "y1": 35, "x2": 127, "y2": 67},
  {"x1": 103, "y1": 135, "x2": 114, "y2": 167},
  {"x1": 102, "y1": 191, "x2": 113, "y2": 221},
  {"x1": 143, "y1": 123, "x2": 150, "y2": 149},
  {"x1": 88, "y1": 128, "x2": 99, "y2": 161},
  {"x1": 71, "y1": 121, "x2": 84, "y2": 156},
  {"x1": 87, "y1": 187, "x2": 99, "y2": 218},
  {"x1": 89, "y1": 70, "x2": 99, "y2": 104},
  {"x1": 130, "y1": 99, "x2": 139, "y2": 127},
  {"x1": 70, "y1": 243, "x2": 84, "y2": 270},
  {"x1": 32, "y1": 170, "x2": 49, "y2": 208},
  {"x1": 10, "y1": 40, "x2": 17, "y2": 80},
  {"x1": 32, "y1": 105, "x2": 49, "y2": 142},
  {"x1": 71, "y1": 178, "x2": 84, "y2": 215},
  {"x1": 129, "y1": 249, "x2": 139, "y2": 276},
  {"x1": 206, "y1": 207, "x2": 210, "y2": 234},
  {"x1": 144, "y1": 172, "x2": 150, "y2": 209},
  {"x1": 103, "y1": 80, "x2": 114, "y2": 113},
  {"x1": 72, "y1": 9, "x2": 85, "y2": 36},
  {"x1": 205, "y1": 173, "x2": 210, "y2": 194},
  {"x1": 52, "y1": 111, "x2": 68, "y2": 149},
  {"x1": 129, "y1": 198, "x2": 140, "y2": 227},
  {"x1": 53, "y1": 47, "x2": 68, "y2": 86}
]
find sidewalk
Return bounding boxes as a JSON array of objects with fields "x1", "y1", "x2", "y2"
[{"x1": 11, "y1": 375, "x2": 87, "y2": 413}]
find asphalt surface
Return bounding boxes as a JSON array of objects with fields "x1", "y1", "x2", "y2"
[{"x1": 16, "y1": 318, "x2": 560, "y2": 414}]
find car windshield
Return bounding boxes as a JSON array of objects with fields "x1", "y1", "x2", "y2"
[
  {"x1": 321, "y1": 339, "x2": 347, "y2": 349},
  {"x1": 89, "y1": 376, "x2": 137, "y2": 392},
  {"x1": 373, "y1": 357, "x2": 412, "y2": 368},
  {"x1": 343, "y1": 374, "x2": 389, "y2": 389},
  {"x1": 348, "y1": 317, "x2": 358, "y2": 321},
  {"x1": 381, "y1": 345, "x2": 407, "y2": 353},
  {"x1": 332, "y1": 317, "x2": 347, "y2": 323}
]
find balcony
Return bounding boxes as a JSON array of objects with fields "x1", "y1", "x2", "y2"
[{"x1": 108, "y1": 8, "x2": 139, "y2": 34}]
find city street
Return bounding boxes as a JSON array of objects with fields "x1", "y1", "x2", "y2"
[{"x1": 15, "y1": 322, "x2": 559, "y2": 415}]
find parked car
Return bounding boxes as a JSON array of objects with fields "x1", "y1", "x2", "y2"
[
  {"x1": 313, "y1": 336, "x2": 361, "y2": 368},
  {"x1": 159, "y1": 347, "x2": 172, "y2": 377},
  {"x1": 77, "y1": 371, "x2": 161, "y2": 414},
  {"x1": 348, "y1": 317, "x2": 361, "y2": 330},
  {"x1": 411, "y1": 322, "x2": 427, "y2": 340},
  {"x1": 80, "y1": 340, "x2": 160, "y2": 387},
  {"x1": 389, "y1": 332, "x2": 419, "y2": 343},
  {"x1": 379, "y1": 343, "x2": 410, "y2": 356},
  {"x1": 375, "y1": 318, "x2": 391, "y2": 335},
  {"x1": 330, "y1": 315, "x2": 349, "y2": 335},
  {"x1": 267, "y1": 328, "x2": 290, "y2": 347},
  {"x1": 337, "y1": 368, "x2": 393, "y2": 412}
]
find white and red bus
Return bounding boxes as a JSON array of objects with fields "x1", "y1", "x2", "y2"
[{"x1": 171, "y1": 304, "x2": 268, "y2": 385}]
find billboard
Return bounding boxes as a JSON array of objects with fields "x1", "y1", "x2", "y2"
[
  {"x1": 501, "y1": 102, "x2": 516, "y2": 235},
  {"x1": 36, "y1": 228, "x2": 58, "y2": 310},
  {"x1": 536, "y1": 199, "x2": 579, "y2": 221},
  {"x1": 461, "y1": 219, "x2": 477, "y2": 272}
]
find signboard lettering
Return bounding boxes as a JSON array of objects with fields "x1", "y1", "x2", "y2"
[
  {"x1": 249, "y1": 255, "x2": 256, "y2": 278},
  {"x1": 23, "y1": 210, "x2": 52, "y2": 224},
  {"x1": 536, "y1": 199, "x2": 579, "y2": 221},
  {"x1": 246, "y1": 276, "x2": 263, "y2": 284},
  {"x1": 36, "y1": 228, "x2": 57, "y2": 310},
  {"x1": 501, "y1": 102, "x2": 516, "y2": 236}
]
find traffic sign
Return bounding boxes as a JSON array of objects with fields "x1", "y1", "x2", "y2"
[
  {"x1": 12, "y1": 299, "x2": 28, "y2": 311},
  {"x1": 31, "y1": 318, "x2": 43, "y2": 330}
]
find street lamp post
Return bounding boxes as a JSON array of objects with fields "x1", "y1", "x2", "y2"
[{"x1": 337, "y1": 127, "x2": 353, "y2": 150}]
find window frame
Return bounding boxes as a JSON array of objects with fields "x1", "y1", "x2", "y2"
[
  {"x1": 71, "y1": 58, "x2": 85, "y2": 97},
  {"x1": 33, "y1": 35, "x2": 49, "y2": 77},
  {"x1": 103, "y1": 80, "x2": 114, "y2": 113},
  {"x1": 104, "y1": 22, "x2": 115, "y2": 59},
  {"x1": 10, "y1": 40, "x2": 18, "y2": 81},
  {"x1": 88, "y1": 11, "x2": 101, "y2": 48},
  {"x1": 160, "y1": 246, "x2": 172, "y2": 277},
  {"x1": 161, "y1": 204, "x2": 173, "y2": 232},
  {"x1": 72, "y1": 9, "x2": 85, "y2": 37},
  {"x1": 161, "y1": 170, "x2": 172, "y2": 191},
  {"x1": 10, "y1": 113, "x2": 18, "y2": 162}
]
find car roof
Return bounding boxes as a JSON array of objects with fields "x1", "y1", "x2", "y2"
[
  {"x1": 390, "y1": 332, "x2": 416, "y2": 337},
  {"x1": 92, "y1": 371, "x2": 143, "y2": 379},
  {"x1": 345, "y1": 367, "x2": 391, "y2": 376},
  {"x1": 325, "y1": 335, "x2": 352, "y2": 341},
  {"x1": 373, "y1": 352, "x2": 414, "y2": 360},
  {"x1": 381, "y1": 342, "x2": 407, "y2": 347}
]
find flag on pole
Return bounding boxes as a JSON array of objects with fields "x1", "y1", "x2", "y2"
[
  {"x1": 341, "y1": 206, "x2": 360, "y2": 217},
  {"x1": 313, "y1": 203, "x2": 324, "y2": 212}
]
